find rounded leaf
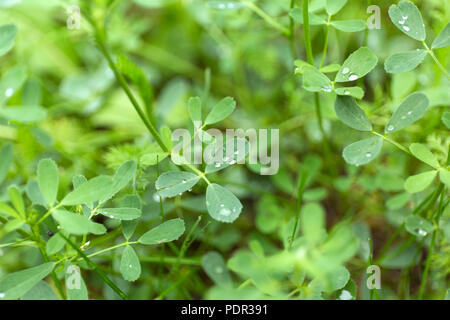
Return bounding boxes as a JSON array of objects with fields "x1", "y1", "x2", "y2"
[
  {"x1": 388, "y1": 1, "x2": 426, "y2": 41},
  {"x1": 120, "y1": 246, "x2": 141, "y2": 282},
  {"x1": 342, "y1": 137, "x2": 383, "y2": 166},
  {"x1": 334, "y1": 96, "x2": 372, "y2": 131},
  {"x1": 206, "y1": 184, "x2": 242, "y2": 223},
  {"x1": 335, "y1": 47, "x2": 378, "y2": 83},
  {"x1": 384, "y1": 50, "x2": 427, "y2": 73},
  {"x1": 155, "y1": 171, "x2": 200, "y2": 198},
  {"x1": 138, "y1": 218, "x2": 185, "y2": 245},
  {"x1": 385, "y1": 92, "x2": 429, "y2": 134},
  {"x1": 404, "y1": 171, "x2": 437, "y2": 193}
]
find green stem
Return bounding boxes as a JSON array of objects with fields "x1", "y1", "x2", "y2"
[
  {"x1": 371, "y1": 131, "x2": 412, "y2": 156},
  {"x1": 319, "y1": 16, "x2": 331, "y2": 68},
  {"x1": 423, "y1": 41, "x2": 450, "y2": 79},
  {"x1": 288, "y1": 170, "x2": 308, "y2": 249},
  {"x1": 289, "y1": 0, "x2": 297, "y2": 58},
  {"x1": 241, "y1": 0, "x2": 290, "y2": 36},
  {"x1": 155, "y1": 270, "x2": 191, "y2": 300},
  {"x1": 302, "y1": 0, "x2": 314, "y2": 65},
  {"x1": 417, "y1": 230, "x2": 437, "y2": 299}
]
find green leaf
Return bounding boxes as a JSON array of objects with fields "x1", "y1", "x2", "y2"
[
  {"x1": 26, "y1": 179, "x2": 47, "y2": 207},
  {"x1": 432, "y1": 23, "x2": 450, "y2": 49},
  {"x1": 201, "y1": 251, "x2": 232, "y2": 287},
  {"x1": 46, "y1": 232, "x2": 66, "y2": 255},
  {"x1": 37, "y1": 159, "x2": 59, "y2": 207},
  {"x1": 289, "y1": 8, "x2": 326, "y2": 25},
  {"x1": 384, "y1": 50, "x2": 427, "y2": 73},
  {"x1": 326, "y1": 0, "x2": 347, "y2": 15},
  {"x1": 204, "y1": 97, "x2": 236, "y2": 125},
  {"x1": 0, "y1": 262, "x2": 54, "y2": 300},
  {"x1": 294, "y1": 59, "x2": 313, "y2": 75},
  {"x1": 206, "y1": 183, "x2": 243, "y2": 223},
  {"x1": 388, "y1": 1, "x2": 426, "y2": 41},
  {"x1": 335, "y1": 47, "x2": 378, "y2": 82},
  {"x1": 160, "y1": 126, "x2": 173, "y2": 151},
  {"x1": 121, "y1": 194, "x2": 141, "y2": 240},
  {"x1": 120, "y1": 246, "x2": 141, "y2": 282},
  {"x1": 409, "y1": 143, "x2": 440, "y2": 168},
  {"x1": 188, "y1": 96, "x2": 202, "y2": 123},
  {"x1": 21, "y1": 281, "x2": 58, "y2": 300},
  {"x1": 8, "y1": 185, "x2": 25, "y2": 219},
  {"x1": 97, "y1": 208, "x2": 141, "y2": 220},
  {"x1": 0, "y1": 65, "x2": 27, "y2": 104},
  {"x1": 103, "y1": 160, "x2": 137, "y2": 201},
  {"x1": 439, "y1": 169, "x2": 450, "y2": 188},
  {"x1": 65, "y1": 264, "x2": 88, "y2": 300},
  {"x1": 405, "y1": 215, "x2": 434, "y2": 237},
  {"x1": 302, "y1": 66, "x2": 332, "y2": 93},
  {"x1": 331, "y1": 20, "x2": 366, "y2": 32},
  {"x1": 319, "y1": 64, "x2": 341, "y2": 73},
  {"x1": 0, "y1": 143, "x2": 13, "y2": 185},
  {"x1": 334, "y1": 96, "x2": 372, "y2": 131},
  {"x1": 343, "y1": 137, "x2": 383, "y2": 166},
  {"x1": 385, "y1": 92, "x2": 429, "y2": 134},
  {"x1": 442, "y1": 112, "x2": 450, "y2": 129},
  {"x1": 52, "y1": 210, "x2": 106, "y2": 235},
  {"x1": 155, "y1": 171, "x2": 200, "y2": 198},
  {"x1": 335, "y1": 87, "x2": 364, "y2": 99},
  {"x1": 404, "y1": 171, "x2": 437, "y2": 193},
  {"x1": 386, "y1": 192, "x2": 411, "y2": 210},
  {"x1": 61, "y1": 176, "x2": 114, "y2": 206},
  {"x1": 0, "y1": 24, "x2": 17, "y2": 57},
  {"x1": 140, "y1": 143, "x2": 168, "y2": 166},
  {"x1": 0, "y1": 202, "x2": 19, "y2": 219},
  {"x1": 0, "y1": 106, "x2": 47, "y2": 123},
  {"x1": 138, "y1": 218, "x2": 185, "y2": 245},
  {"x1": 301, "y1": 202, "x2": 325, "y2": 246}
]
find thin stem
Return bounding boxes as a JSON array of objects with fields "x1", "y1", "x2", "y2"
[
  {"x1": 417, "y1": 230, "x2": 437, "y2": 299},
  {"x1": 423, "y1": 41, "x2": 450, "y2": 79},
  {"x1": 241, "y1": 0, "x2": 290, "y2": 36},
  {"x1": 36, "y1": 203, "x2": 62, "y2": 225},
  {"x1": 371, "y1": 131, "x2": 412, "y2": 156},
  {"x1": 289, "y1": 0, "x2": 297, "y2": 58},
  {"x1": 302, "y1": 0, "x2": 314, "y2": 65},
  {"x1": 86, "y1": 241, "x2": 138, "y2": 259},
  {"x1": 155, "y1": 270, "x2": 191, "y2": 300},
  {"x1": 288, "y1": 170, "x2": 308, "y2": 249},
  {"x1": 319, "y1": 16, "x2": 331, "y2": 68}
]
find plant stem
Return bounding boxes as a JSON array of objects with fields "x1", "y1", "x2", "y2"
[
  {"x1": 289, "y1": 0, "x2": 297, "y2": 58},
  {"x1": 288, "y1": 170, "x2": 308, "y2": 249},
  {"x1": 417, "y1": 230, "x2": 436, "y2": 299},
  {"x1": 371, "y1": 131, "x2": 412, "y2": 156},
  {"x1": 319, "y1": 16, "x2": 331, "y2": 68},
  {"x1": 241, "y1": 0, "x2": 290, "y2": 36},
  {"x1": 302, "y1": 0, "x2": 314, "y2": 65},
  {"x1": 423, "y1": 41, "x2": 450, "y2": 79}
]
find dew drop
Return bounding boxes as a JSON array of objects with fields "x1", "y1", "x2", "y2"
[
  {"x1": 402, "y1": 15, "x2": 408, "y2": 20},
  {"x1": 153, "y1": 193, "x2": 161, "y2": 202},
  {"x1": 5, "y1": 88, "x2": 13, "y2": 98},
  {"x1": 407, "y1": 111, "x2": 412, "y2": 115},
  {"x1": 342, "y1": 67, "x2": 350, "y2": 75},
  {"x1": 399, "y1": 20, "x2": 405, "y2": 25},
  {"x1": 344, "y1": 90, "x2": 351, "y2": 95},
  {"x1": 0, "y1": 293, "x2": 5, "y2": 299},
  {"x1": 365, "y1": 152, "x2": 372, "y2": 158},
  {"x1": 220, "y1": 204, "x2": 225, "y2": 207},
  {"x1": 129, "y1": 264, "x2": 132, "y2": 268},
  {"x1": 322, "y1": 86, "x2": 332, "y2": 93},
  {"x1": 416, "y1": 229, "x2": 427, "y2": 237},
  {"x1": 349, "y1": 74, "x2": 358, "y2": 81},
  {"x1": 215, "y1": 266, "x2": 223, "y2": 274},
  {"x1": 219, "y1": 208, "x2": 231, "y2": 216},
  {"x1": 403, "y1": 26, "x2": 410, "y2": 32},
  {"x1": 215, "y1": 163, "x2": 221, "y2": 168},
  {"x1": 182, "y1": 179, "x2": 187, "y2": 184},
  {"x1": 387, "y1": 125, "x2": 394, "y2": 132},
  {"x1": 229, "y1": 160, "x2": 236, "y2": 165},
  {"x1": 339, "y1": 290, "x2": 352, "y2": 300}
]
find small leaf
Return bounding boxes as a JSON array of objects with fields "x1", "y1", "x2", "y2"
[
  {"x1": 188, "y1": 96, "x2": 202, "y2": 123},
  {"x1": 0, "y1": 202, "x2": 19, "y2": 219},
  {"x1": 0, "y1": 106, "x2": 47, "y2": 123},
  {"x1": 97, "y1": 208, "x2": 141, "y2": 220},
  {"x1": 335, "y1": 87, "x2": 364, "y2": 99},
  {"x1": 405, "y1": 215, "x2": 434, "y2": 237},
  {"x1": 120, "y1": 246, "x2": 141, "y2": 282},
  {"x1": 26, "y1": 179, "x2": 47, "y2": 207},
  {"x1": 102, "y1": 160, "x2": 137, "y2": 201},
  {"x1": 0, "y1": 24, "x2": 18, "y2": 57},
  {"x1": 21, "y1": 281, "x2": 58, "y2": 300},
  {"x1": 62, "y1": 176, "x2": 114, "y2": 206},
  {"x1": 302, "y1": 66, "x2": 332, "y2": 93},
  {"x1": 201, "y1": 251, "x2": 232, "y2": 287},
  {"x1": 326, "y1": 0, "x2": 347, "y2": 15},
  {"x1": 301, "y1": 202, "x2": 325, "y2": 246},
  {"x1": 155, "y1": 171, "x2": 200, "y2": 198},
  {"x1": 331, "y1": 20, "x2": 366, "y2": 32},
  {"x1": 294, "y1": 59, "x2": 313, "y2": 75},
  {"x1": 52, "y1": 210, "x2": 106, "y2": 235},
  {"x1": 335, "y1": 47, "x2": 378, "y2": 83},
  {"x1": 206, "y1": 183, "x2": 243, "y2": 223},
  {"x1": 404, "y1": 171, "x2": 437, "y2": 193},
  {"x1": 138, "y1": 218, "x2": 185, "y2": 245},
  {"x1": 334, "y1": 96, "x2": 372, "y2": 131},
  {"x1": 8, "y1": 185, "x2": 25, "y2": 219},
  {"x1": 439, "y1": 169, "x2": 450, "y2": 188},
  {"x1": 432, "y1": 23, "x2": 450, "y2": 49},
  {"x1": 343, "y1": 137, "x2": 383, "y2": 166},
  {"x1": 121, "y1": 194, "x2": 141, "y2": 240},
  {"x1": 46, "y1": 232, "x2": 66, "y2": 255},
  {"x1": 442, "y1": 112, "x2": 450, "y2": 129},
  {"x1": 204, "y1": 97, "x2": 236, "y2": 125},
  {"x1": 319, "y1": 64, "x2": 341, "y2": 73},
  {"x1": 409, "y1": 143, "x2": 440, "y2": 168},
  {"x1": 386, "y1": 192, "x2": 411, "y2": 210},
  {"x1": 384, "y1": 50, "x2": 427, "y2": 73},
  {"x1": 0, "y1": 263, "x2": 54, "y2": 300},
  {"x1": 37, "y1": 159, "x2": 59, "y2": 207},
  {"x1": 289, "y1": 8, "x2": 326, "y2": 25},
  {"x1": 0, "y1": 65, "x2": 27, "y2": 104},
  {"x1": 385, "y1": 92, "x2": 429, "y2": 134},
  {"x1": 0, "y1": 143, "x2": 13, "y2": 185},
  {"x1": 388, "y1": 0, "x2": 426, "y2": 41}
]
